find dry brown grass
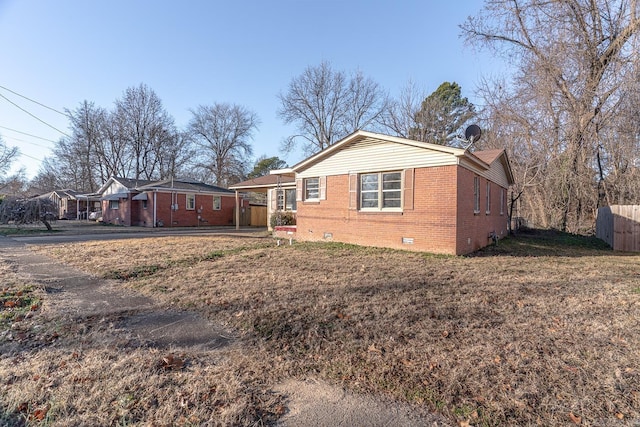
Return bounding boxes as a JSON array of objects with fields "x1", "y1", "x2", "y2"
[{"x1": 2, "y1": 230, "x2": 640, "y2": 426}]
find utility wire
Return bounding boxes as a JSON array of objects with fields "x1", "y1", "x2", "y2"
[
  {"x1": 0, "y1": 125, "x2": 58, "y2": 143},
  {"x1": 19, "y1": 151, "x2": 44, "y2": 162},
  {"x1": 2, "y1": 135, "x2": 52, "y2": 149},
  {"x1": 0, "y1": 92, "x2": 70, "y2": 138},
  {"x1": 0, "y1": 84, "x2": 69, "y2": 117}
]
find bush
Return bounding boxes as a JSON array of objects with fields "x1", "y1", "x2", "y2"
[{"x1": 269, "y1": 211, "x2": 296, "y2": 228}]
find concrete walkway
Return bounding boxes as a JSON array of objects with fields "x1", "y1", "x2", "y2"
[{"x1": 0, "y1": 235, "x2": 231, "y2": 350}]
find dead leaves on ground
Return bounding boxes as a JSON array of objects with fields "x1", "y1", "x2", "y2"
[
  {"x1": 16, "y1": 402, "x2": 50, "y2": 422},
  {"x1": 156, "y1": 353, "x2": 185, "y2": 371},
  {"x1": 1, "y1": 286, "x2": 40, "y2": 325}
]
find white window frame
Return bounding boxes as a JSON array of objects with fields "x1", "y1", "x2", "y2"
[
  {"x1": 277, "y1": 188, "x2": 297, "y2": 211},
  {"x1": 109, "y1": 200, "x2": 119, "y2": 210},
  {"x1": 359, "y1": 171, "x2": 403, "y2": 211},
  {"x1": 285, "y1": 188, "x2": 297, "y2": 211},
  {"x1": 486, "y1": 182, "x2": 491, "y2": 214},
  {"x1": 474, "y1": 177, "x2": 480, "y2": 214},
  {"x1": 500, "y1": 188, "x2": 505, "y2": 215},
  {"x1": 304, "y1": 177, "x2": 320, "y2": 200},
  {"x1": 186, "y1": 194, "x2": 196, "y2": 210},
  {"x1": 213, "y1": 196, "x2": 221, "y2": 210}
]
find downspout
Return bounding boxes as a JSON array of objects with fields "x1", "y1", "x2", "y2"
[
  {"x1": 235, "y1": 190, "x2": 240, "y2": 230},
  {"x1": 153, "y1": 191, "x2": 157, "y2": 227}
]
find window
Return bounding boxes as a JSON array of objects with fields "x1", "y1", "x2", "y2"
[
  {"x1": 360, "y1": 171, "x2": 402, "y2": 210},
  {"x1": 276, "y1": 190, "x2": 284, "y2": 210},
  {"x1": 285, "y1": 189, "x2": 297, "y2": 211},
  {"x1": 277, "y1": 189, "x2": 297, "y2": 211},
  {"x1": 213, "y1": 196, "x2": 221, "y2": 210},
  {"x1": 304, "y1": 178, "x2": 319, "y2": 200},
  {"x1": 500, "y1": 188, "x2": 505, "y2": 215},
  {"x1": 486, "y1": 182, "x2": 491, "y2": 214},
  {"x1": 142, "y1": 200, "x2": 148, "y2": 209},
  {"x1": 473, "y1": 177, "x2": 480, "y2": 213},
  {"x1": 109, "y1": 200, "x2": 119, "y2": 210},
  {"x1": 186, "y1": 194, "x2": 195, "y2": 210}
]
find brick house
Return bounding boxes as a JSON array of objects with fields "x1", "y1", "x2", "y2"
[
  {"x1": 41, "y1": 189, "x2": 86, "y2": 220},
  {"x1": 234, "y1": 130, "x2": 514, "y2": 255},
  {"x1": 97, "y1": 177, "x2": 240, "y2": 227}
]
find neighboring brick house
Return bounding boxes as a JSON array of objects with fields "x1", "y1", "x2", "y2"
[
  {"x1": 41, "y1": 189, "x2": 86, "y2": 220},
  {"x1": 97, "y1": 177, "x2": 240, "y2": 227},
  {"x1": 241, "y1": 130, "x2": 514, "y2": 255}
]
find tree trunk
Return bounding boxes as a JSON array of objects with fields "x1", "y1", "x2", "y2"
[{"x1": 41, "y1": 219, "x2": 52, "y2": 231}]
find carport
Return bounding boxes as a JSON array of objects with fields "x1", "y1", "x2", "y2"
[{"x1": 229, "y1": 171, "x2": 295, "y2": 230}]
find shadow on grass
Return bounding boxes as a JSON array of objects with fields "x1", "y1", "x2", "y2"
[
  {"x1": 0, "y1": 407, "x2": 26, "y2": 427},
  {"x1": 468, "y1": 228, "x2": 620, "y2": 258}
]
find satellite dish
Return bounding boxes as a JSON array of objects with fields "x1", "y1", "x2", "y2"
[{"x1": 465, "y1": 124, "x2": 482, "y2": 143}]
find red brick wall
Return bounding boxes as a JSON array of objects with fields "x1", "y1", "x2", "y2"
[
  {"x1": 102, "y1": 199, "x2": 132, "y2": 226},
  {"x1": 455, "y1": 168, "x2": 509, "y2": 254},
  {"x1": 295, "y1": 167, "x2": 460, "y2": 254},
  {"x1": 102, "y1": 192, "x2": 236, "y2": 227},
  {"x1": 150, "y1": 192, "x2": 235, "y2": 227},
  {"x1": 294, "y1": 166, "x2": 509, "y2": 255}
]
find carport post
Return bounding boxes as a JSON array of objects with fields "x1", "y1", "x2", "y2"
[{"x1": 235, "y1": 190, "x2": 240, "y2": 230}]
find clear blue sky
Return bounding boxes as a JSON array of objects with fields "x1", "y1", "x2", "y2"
[{"x1": 0, "y1": 0, "x2": 505, "y2": 180}]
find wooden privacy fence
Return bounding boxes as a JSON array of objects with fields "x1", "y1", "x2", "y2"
[{"x1": 596, "y1": 205, "x2": 640, "y2": 252}]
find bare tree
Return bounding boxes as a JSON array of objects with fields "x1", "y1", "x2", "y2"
[
  {"x1": 0, "y1": 136, "x2": 19, "y2": 179},
  {"x1": 188, "y1": 103, "x2": 258, "y2": 187},
  {"x1": 0, "y1": 196, "x2": 57, "y2": 230},
  {"x1": 380, "y1": 79, "x2": 427, "y2": 138},
  {"x1": 115, "y1": 84, "x2": 175, "y2": 180},
  {"x1": 30, "y1": 158, "x2": 62, "y2": 192},
  {"x1": 155, "y1": 130, "x2": 195, "y2": 180},
  {"x1": 462, "y1": 0, "x2": 640, "y2": 232},
  {"x1": 278, "y1": 61, "x2": 387, "y2": 155},
  {"x1": 96, "y1": 110, "x2": 130, "y2": 181},
  {"x1": 63, "y1": 101, "x2": 108, "y2": 192},
  {"x1": 342, "y1": 70, "x2": 389, "y2": 137}
]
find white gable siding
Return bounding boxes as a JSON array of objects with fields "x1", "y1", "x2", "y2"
[
  {"x1": 296, "y1": 139, "x2": 457, "y2": 178},
  {"x1": 486, "y1": 161, "x2": 511, "y2": 188},
  {"x1": 459, "y1": 158, "x2": 510, "y2": 188},
  {"x1": 104, "y1": 181, "x2": 128, "y2": 195}
]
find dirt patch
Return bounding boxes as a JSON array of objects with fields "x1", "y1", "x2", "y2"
[{"x1": 274, "y1": 378, "x2": 450, "y2": 426}]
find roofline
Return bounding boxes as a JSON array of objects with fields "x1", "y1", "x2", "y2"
[
  {"x1": 136, "y1": 186, "x2": 233, "y2": 194},
  {"x1": 270, "y1": 168, "x2": 294, "y2": 175},
  {"x1": 291, "y1": 130, "x2": 474, "y2": 172},
  {"x1": 228, "y1": 182, "x2": 296, "y2": 190},
  {"x1": 499, "y1": 150, "x2": 516, "y2": 185}
]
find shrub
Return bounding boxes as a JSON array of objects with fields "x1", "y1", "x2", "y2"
[{"x1": 269, "y1": 211, "x2": 296, "y2": 228}]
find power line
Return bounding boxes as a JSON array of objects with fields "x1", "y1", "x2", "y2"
[
  {"x1": 0, "y1": 125, "x2": 58, "y2": 143},
  {"x1": 0, "y1": 92, "x2": 70, "y2": 138},
  {"x1": 19, "y1": 151, "x2": 45, "y2": 162},
  {"x1": 0, "y1": 84, "x2": 69, "y2": 117},
  {"x1": 2, "y1": 134, "x2": 53, "y2": 149}
]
